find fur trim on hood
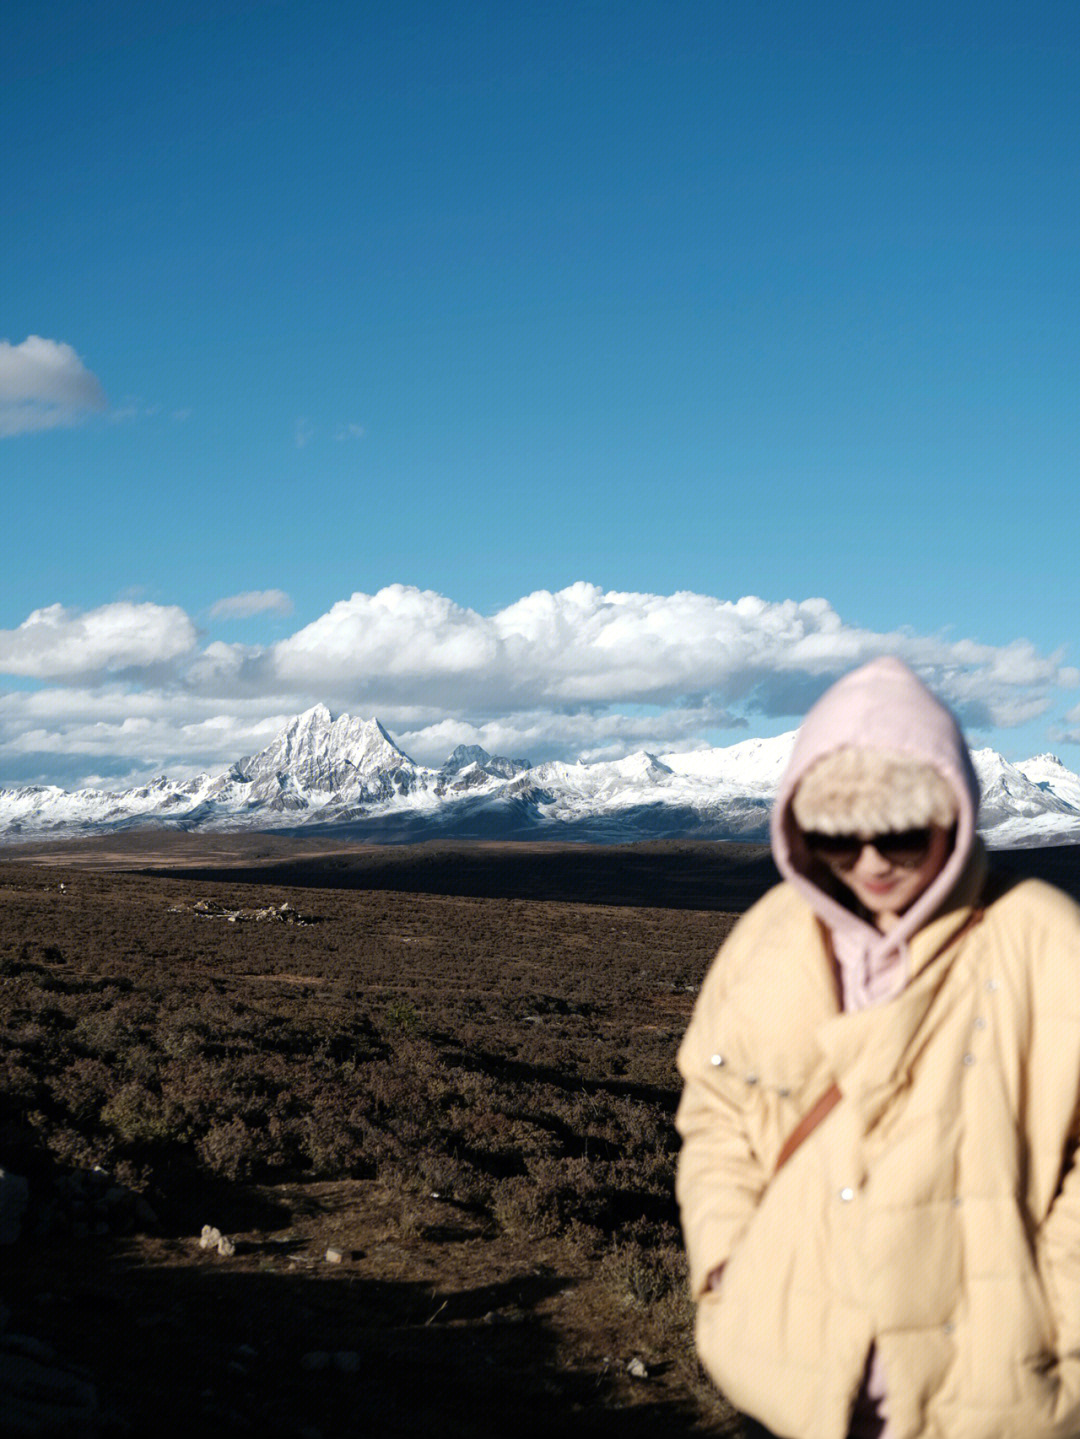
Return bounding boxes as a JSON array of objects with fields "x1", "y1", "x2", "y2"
[
  {"x1": 791, "y1": 747, "x2": 958, "y2": 834},
  {"x1": 771, "y1": 657, "x2": 981, "y2": 1009}
]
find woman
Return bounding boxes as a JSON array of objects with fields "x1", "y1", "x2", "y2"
[{"x1": 676, "y1": 657, "x2": 1080, "y2": 1439}]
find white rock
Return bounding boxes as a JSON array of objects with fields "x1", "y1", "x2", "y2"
[
  {"x1": 626, "y1": 1356, "x2": 649, "y2": 1379},
  {"x1": 216, "y1": 1236, "x2": 236, "y2": 1257},
  {"x1": 198, "y1": 1225, "x2": 222, "y2": 1250},
  {"x1": 324, "y1": 1248, "x2": 344, "y2": 1265}
]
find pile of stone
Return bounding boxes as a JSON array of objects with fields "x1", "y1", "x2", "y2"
[
  {"x1": 1, "y1": 1164, "x2": 158, "y2": 1244},
  {"x1": 169, "y1": 898, "x2": 315, "y2": 925}
]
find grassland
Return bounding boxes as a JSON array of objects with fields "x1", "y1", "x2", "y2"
[{"x1": 1, "y1": 838, "x2": 774, "y2": 1437}]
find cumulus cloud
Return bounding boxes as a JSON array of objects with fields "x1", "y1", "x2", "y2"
[
  {"x1": 254, "y1": 583, "x2": 1074, "y2": 731},
  {"x1": 0, "y1": 336, "x2": 107, "y2": 435},
  {"x1": 0, "y1": 686, "x2": 296, "y2": 789},
  {"x1": 1055, "y1": 699, "x2": 1080, "y2": 748},
  {"x1": 393, "y1": 703, "x2": 742, "y2": 768},
  {"x1": 209, "y1": 590, "x2": 294, "y2": 620},
  {"x1": 0, "y1": 582, "x2": 1076, "y2": 786},
  {"x1": 0, "y1": 602, "x2": 198, "y2": 680}
]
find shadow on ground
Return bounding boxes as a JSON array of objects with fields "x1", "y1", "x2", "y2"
[
  {"x1": 4, "y1": 1218, "x2": 732, "y2": 1438},
  {"x1": 141, "y1": 840, "x2": 782, "y2": 913}
]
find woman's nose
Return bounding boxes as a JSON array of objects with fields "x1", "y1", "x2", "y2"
[{"x1": 856, "y1": 841, "x2": 893, "y2": 874}]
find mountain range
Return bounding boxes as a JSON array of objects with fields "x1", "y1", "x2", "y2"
[{"x1": 3, "y1": 703, "x2": 1080, "y2": 847}]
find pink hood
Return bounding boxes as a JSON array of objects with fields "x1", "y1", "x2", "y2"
[{"x1": 770, "y1": 657, "x2": 981, "y2": 1009}]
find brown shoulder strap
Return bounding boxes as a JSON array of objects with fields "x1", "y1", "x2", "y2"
[
  {"x1": 772, "y1": 871, "x2": 1011, "y2": 1177},
  {"x1": 774, "y1": 1083, "x2": 842, "y2": 1174}
]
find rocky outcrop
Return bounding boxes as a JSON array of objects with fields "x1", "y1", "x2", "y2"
[
  {"x1": 6, "y1": 1165, "x2": 158, "y2": 1243},
  {"x1": 0, "y1": 1169, "x2": 28, "y2": 1244}
]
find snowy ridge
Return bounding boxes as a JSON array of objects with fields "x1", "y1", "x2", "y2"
[{"x1": 2, "y1": 707, "x2": 1080, "y2": 846}]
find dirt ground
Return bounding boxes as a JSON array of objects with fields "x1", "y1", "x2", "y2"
[
  {"x1": 1, "y1": 837, "x2": 764, "y2": 1438},
  {"x1": 8, "y1": 835, "x2": 1076, "y2": 1438}
]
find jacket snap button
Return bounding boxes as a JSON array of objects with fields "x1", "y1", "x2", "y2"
[
  {"x1": 839, "y1": 1187, "x2": 855, "y2": 1202},
  {"x1": 710, "y1": 1054, "x2": 725, "y2": 1067},
  {"x1": 986, "y1": 979, "x2": 999, "y2": 992},
  {"x1": 745, "y1": 1074, "x2": 759, "y2": 1085},
  {"x1": 962, "y1": 1053, "x2": 976, "y2": 1066},
  {"x1": 974, "y1": 1017, "x2": 987, "y2": 1030},
  {"x1": 943, "y1": 1321, "x2": 955, "y2": 1335}
]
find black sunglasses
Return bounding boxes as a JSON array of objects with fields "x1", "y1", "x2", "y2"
[{"x1": 803, "y1": 827, "x2": 935, "y2": 869}]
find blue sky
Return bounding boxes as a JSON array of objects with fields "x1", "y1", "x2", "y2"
[{"x1": 3, "y1": 0, "x2": 1079, "y2": 787}]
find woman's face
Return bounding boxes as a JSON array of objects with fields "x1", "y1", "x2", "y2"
[{"x1": 816, "y1": 824, "x2": 954, "y2": 931}]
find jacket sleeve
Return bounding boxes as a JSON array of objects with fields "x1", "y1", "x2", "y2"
[
  {"x1": 1029, "y1": 886, "x2": 1080, "y2": 1410},
  {"x1": 675, "y1": 934, "x2": 770, "y2": 1299},
  {"x1": 1041, "y1": 1131, "x2": 1080, "y2": 1353},
  {"x1": 1036, "y1": 1115, "x2": 1080, "y2": 1435}
]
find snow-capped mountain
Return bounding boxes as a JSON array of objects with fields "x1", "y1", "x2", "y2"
[
  {"x1": 970, "y1": 750, "x2": 1080, "y2": 847},
  {"x1": 228, "y1": 706, "x2": 425, "y2": 812},
  {"x1": 3, "y1": 706, "x2": 1080, "y2": 847}
]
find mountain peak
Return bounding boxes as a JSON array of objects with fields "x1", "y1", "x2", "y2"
[
  {"x1": 441, "y1": 743, "x2": 526, "y2": 781},
  {"x1": 3, "y1": 709, "x2": 1080, "y2": 847},
  {"x1": 294, "y1": 702, "x2": 333, "y2": 726},
  {"x1": 233, "y1": 707, "x2": 416, "y2": 798}
]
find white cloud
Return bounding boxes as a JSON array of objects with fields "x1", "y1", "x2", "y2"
[
  {"x1": 258, "y1": 583, "x2": 1076, "y2": 729},
  {"x1": 0, "y1": 336, "x2": 107, "y2": 435},
  {"x1": 393, "y1": 703, "x2": 742, "y2": 767},
  {"x1": 0, "y1": 602, "x2": 198, "y2": 680},
  {"x1": 0, "y1": 583, "x2": 1076, "y2": 786},
  {"x1": 270, "y1": 586, "x2": 500, "y2": 699},
  {"x1": 209, "y1": 590, "x2": 294, "y2": 620},
  {"x1": 0, "y1": 686, "x2": 295, "y2": 789}
]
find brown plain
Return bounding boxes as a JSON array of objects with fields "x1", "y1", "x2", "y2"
[{"x1": 2, "y1": 834, "x2": 1073, "y2": 1437}]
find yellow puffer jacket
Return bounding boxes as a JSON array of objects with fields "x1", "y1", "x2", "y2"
[{"x1": 676, "y1": 846, "x2": 1080, "y2": 1439}]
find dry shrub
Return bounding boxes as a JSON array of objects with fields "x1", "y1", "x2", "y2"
[
  {"x1": 599, "y1": 1239, "x2": 686, "y2": 1309},
  {"x1": 46, "y1": 1057, "x2": 115, "y2": 1123},
  {"x1": 197, "y1": 1117, "x2": 261, "y2": 1180},
  {"x1": 383, "y1": 998, "x2": 419, "y2": 1034},
  {"x1": 0, "y1": 867, "x2": 703, "y2": 1269},
  {"x1": 490, "y1": 1176, "x2": 561, "y2": 1238},
  {"x1": 100, "y1": 1083, "x2": 183, "y2": 1146}
]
